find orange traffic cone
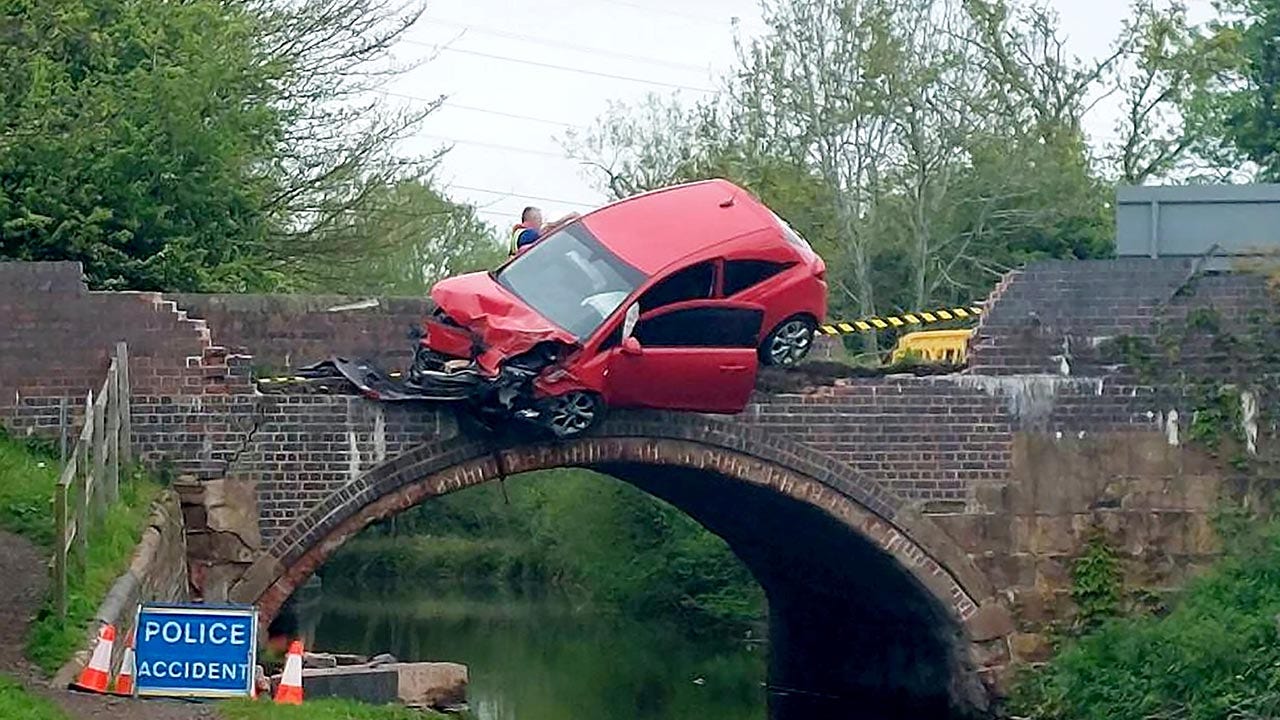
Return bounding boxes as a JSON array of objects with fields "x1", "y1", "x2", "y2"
[
  {"x1": 70, "y1": 624, "x2": 116, "y2": 694},
  {"x1": 274, "y1": 640, "x2": 304, "y2": 704},
  {"x1": 112, "y1": 633, "x2": 135, "y2": 696}
]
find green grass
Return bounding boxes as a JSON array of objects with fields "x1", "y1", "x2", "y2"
[
  {"x1": 0, "y1": 433, "x2": 162, "y2": 674},
  {"x1": 1009, "y1": 518, "x2": 1280, "y2": 720},
  {"x1": 0, "y1": 676, "x2": 70, "y2": 720},
  {"x1": 219, "y1": 698, "x2": 454, "y2": 719}
]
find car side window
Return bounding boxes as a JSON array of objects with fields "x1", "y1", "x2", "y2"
[
  {"x1": 723, "y1": 260, "x2": 793, "y2": 296},
  {"x1": 633, "y1": 306, "x2": 764, "y2": 348},
  {"x1": 637, "y1": 261, "x2": 715, "y2": 314}
]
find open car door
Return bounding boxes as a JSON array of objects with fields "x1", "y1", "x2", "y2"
[{"x1": 604, "y1": 299, "x2": 765, "y2": 414}]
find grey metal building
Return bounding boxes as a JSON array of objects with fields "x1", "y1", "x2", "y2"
[{"x1": 1115, "y1": 184, "x2": 1280, "y2": 259}]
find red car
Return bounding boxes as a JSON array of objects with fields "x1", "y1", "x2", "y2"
[{"x1": 329, "y1": 179, "x2": 826, "y2": 437}]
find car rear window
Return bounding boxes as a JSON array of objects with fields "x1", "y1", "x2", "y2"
[{"x1": 495, "y1": 223, "x2": 646, "y2": 340}]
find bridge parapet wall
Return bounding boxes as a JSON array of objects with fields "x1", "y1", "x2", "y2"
[{"x1": 0, "y1": 258, "x2": 1271, "y2": 671}]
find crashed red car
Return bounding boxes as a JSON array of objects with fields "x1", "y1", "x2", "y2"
[{"x1": 400, "y1": 178, "x2": 827, "y2": 437}]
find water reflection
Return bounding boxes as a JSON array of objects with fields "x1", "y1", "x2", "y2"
[{"x1": 307, "y1": 585, "x2": 768, "y2": 720}]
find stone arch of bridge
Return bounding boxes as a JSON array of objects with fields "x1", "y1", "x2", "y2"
[{"x1": 229, "y1": 412, "x2": 1009, "y2": 718}]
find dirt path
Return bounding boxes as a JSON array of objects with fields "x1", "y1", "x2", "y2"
[{"x1": 0, "y1": 530, "x2": 218, "y2": 720}]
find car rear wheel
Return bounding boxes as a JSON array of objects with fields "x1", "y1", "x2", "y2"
[
  {"x1": 539, "y1": 391, "x2": 604, "y2": 438},
  {"x1": 761, "y1": 316, "x2": 817, "y2": 366}
]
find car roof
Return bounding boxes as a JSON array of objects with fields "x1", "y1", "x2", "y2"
[{"x1": 578, "y1": 179, "x2": 775, "y2": 275}]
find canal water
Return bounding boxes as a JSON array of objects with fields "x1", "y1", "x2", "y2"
[{"x1": 306, "y1": 585, "x2": 768, "y2": 720}]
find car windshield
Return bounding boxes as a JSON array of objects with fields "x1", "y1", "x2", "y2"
[{"x1": 494, "y1": 222, "x2": 646, "y2": 340}]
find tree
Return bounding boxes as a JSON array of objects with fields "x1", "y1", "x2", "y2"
[
  {"x1": 0, "y1": 0, "x2": 451, "y2": 291},
  {"x1": 292, "y1": 179, "x2": 504, "y2": 296},
  {"x1": 0, "y1": 0, "x2": 281, "y2": 290},
  {"x1": 1191, "y1": 0, "x2": 1280, "y2": 180}
]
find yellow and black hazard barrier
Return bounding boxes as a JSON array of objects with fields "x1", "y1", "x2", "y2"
[{"x1": 817, "y1": 304, "x2": 983, "y2": 336}]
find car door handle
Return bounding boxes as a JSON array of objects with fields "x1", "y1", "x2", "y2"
[{"x1": 719, "y1": 364, "x2": 749, "y2": 372}]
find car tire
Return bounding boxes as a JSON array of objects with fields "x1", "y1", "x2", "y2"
[
  {"x1": 760, "y1": 315, "x2": 818, "y2": 367},
  {"x1": 538, "y1": 391, "x2": 605, "y2": 439}
]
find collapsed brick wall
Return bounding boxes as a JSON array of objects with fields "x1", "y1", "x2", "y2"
[
  {"x1": 171, "y1": 293, "x2": 431, "y2": 373},
  {"x1": 968, "y1": 258, "x2": 1271, "y2": 375},
  {"x1": 0, "y1": 261, "x2": 254, "y2": 474}
]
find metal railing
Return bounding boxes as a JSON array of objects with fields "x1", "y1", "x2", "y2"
[{"x1": 53, "y1": 342, "x2": 132, "y2": 618}]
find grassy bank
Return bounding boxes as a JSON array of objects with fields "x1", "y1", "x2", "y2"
[
  {"x1": 0, "y1": 676, "x2": 68, "y2": 720},
  {"x1": 1010, "y1": 516, "x2": 1280, "y2": 720},
  {"x1": 0, "y1": 432, "x2": 161, "y2": 674}
]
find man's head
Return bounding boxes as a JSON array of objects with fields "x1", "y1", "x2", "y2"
[{"x1": 521, "y1": 206, "x2": 543, "y2": 228}]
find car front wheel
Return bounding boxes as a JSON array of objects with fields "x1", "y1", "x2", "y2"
[
  {"x1": 539, "y1": 391, "x2": 605, "y2": 438},
  {"x1": 761, "y1": 316, "x2": 817, "y2": 366}
]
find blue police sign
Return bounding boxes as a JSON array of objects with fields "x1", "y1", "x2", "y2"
[{"x1": 133, "y1": 603, "x2": 258, "y2": 698}]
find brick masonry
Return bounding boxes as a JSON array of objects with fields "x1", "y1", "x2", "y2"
[{"x1": 1, "y1": 258, "x2": 1274, "y2": 697}]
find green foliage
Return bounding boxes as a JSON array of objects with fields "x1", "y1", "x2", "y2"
[
  {"x1": 290, "y1": 179, "x2": 503, "y2": 296},
  {"x1": 0, "y1": 0, "x2": 497, "y2": 293},
  {"x1": 328, "y1": 469, "x2": 765, "y2": 631},
  {"x1": 324, "y1": 535, "x2": 549, "y2": 587},
  {"x1": 1009, "y1": 518, "x2": 1280, "y2": 720},
  {"x1": 1070, "y1": 530, "x2": 1122, "y2": 633},
  {"x1": 1200, "y1": 0, "x2": 1280, "y2": 180},
  {"x1": 0, "y1": 432, "x2": 61, "y2": 545},
  {"x1": 0, "y1": 0, "x2": 280, "y2": 290},
  {"x1": 0, "y1": 676, "x2": 67, "y2": 720},
  {"x1": 220, "y1": 697, "x2": 455, "y2": 720}
]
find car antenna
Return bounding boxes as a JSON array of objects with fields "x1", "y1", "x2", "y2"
[{"x1": 719, "y1": 196, "x2": 735, "y2": 208}]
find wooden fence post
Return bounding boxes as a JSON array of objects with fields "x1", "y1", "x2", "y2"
[
  {"x1": 77, "y1": 391, "x2": 92, "y2": 571},
  {"x1": 116, "y1": 342, "x2": 132, "y2": 467},
  {"x1": 58, "y1": 397, "x2": 68, "y2": 464},
  {"x1": 91, "y1": 383, "x2": 107, "y2": 523},
  {"x1": 54, "y1": 479, "x2": 68, "y2": 618},
  {"x1": 105, "y1": 362, "x2": 120, "y2": 505}
]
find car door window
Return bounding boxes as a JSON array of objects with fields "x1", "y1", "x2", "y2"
[
  {"x1": 637, "y1": 262, "x2": 715, "y2": 314},
  {"x1": 723, "y1": 260, "x2": 793, "y2": 296},
  {"x1": 633, "y1": 306, "x2": 764, "y2": 348}
]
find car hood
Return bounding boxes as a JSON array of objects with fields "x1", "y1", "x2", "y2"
[{"x1": 430, "y1": 272, "x2": 577, "y2": 364}]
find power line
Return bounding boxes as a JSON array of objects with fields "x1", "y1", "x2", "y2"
[
  {"x1": 594, "y1": 0, "x2": 741, "y2": 25},
  {"x1": 416, "y1": 18, "x2": 712, "y2": 73},
  {"x1": 374, "y1": 89, "x2": 583, "y2": 128},
  {"x1": 416, "y1": 133, "x2": 571, "y2": 159},
  {"x1": 432, "y1": 46, "x2": 718, "y2": 93},
  {"x1": 448, "y1": 184, "x2": 600, "y2": 208},
  {"x1": 444, "y1": 101, "x2": 582, "y2": 129}
]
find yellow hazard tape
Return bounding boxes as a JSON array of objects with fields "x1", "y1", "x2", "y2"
[{"x1": 818, "y1": 305, "x2": 983, "y2": 337}]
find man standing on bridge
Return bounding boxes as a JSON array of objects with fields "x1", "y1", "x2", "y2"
[{"x1": 509, "y1": 206, "x2": 580, "y2": 256}]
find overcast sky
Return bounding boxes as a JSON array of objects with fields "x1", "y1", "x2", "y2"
[{"x1": 374, "y1": 0, "x2": 1217, "y2": 232}]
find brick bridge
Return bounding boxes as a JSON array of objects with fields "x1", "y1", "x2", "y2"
[{"x1": 0, "y1": 259, "x2": 1267, "y2": 718}]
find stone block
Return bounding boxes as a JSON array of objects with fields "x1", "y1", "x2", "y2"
[
  {"x1": 390, "y1": 662, "x2": 468, "y2": 708},
  {"x1": 301, "y1": 662, "x2": 468, "y2": 710},
  {"x1": 187, "y1": 531, "x2": 256, "y2": 563},
  {"x1": 204, "y1": 478, "x2": 262, "y2": 550},
  {"x1": 1009, "y1": 632, "x2": 1053, "y2": 663},
  {"x1": 199, "y1": 561, "x2": 251, "y2": 602},
  {"x1": 1033, "y1": 557, "x2": 1071, "y2": 593},
  {"x1": 303, "y1": 666, "x2": 398, "y2": 704},
  {"x1": 965, "y1": 603, "x2": 1015, "y2": 642}
]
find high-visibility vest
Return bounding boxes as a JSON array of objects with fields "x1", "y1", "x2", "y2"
[{"x1": 510, "y1": 224, "x2": 538, "y2": 255}]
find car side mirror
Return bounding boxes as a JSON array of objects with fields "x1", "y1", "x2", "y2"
[
  {"x1": 622, "y1": 303, "x2": 639, "y2": 340},
  {"x1": 621, "y1": 336, "x2": 643, "y2": 356}
]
